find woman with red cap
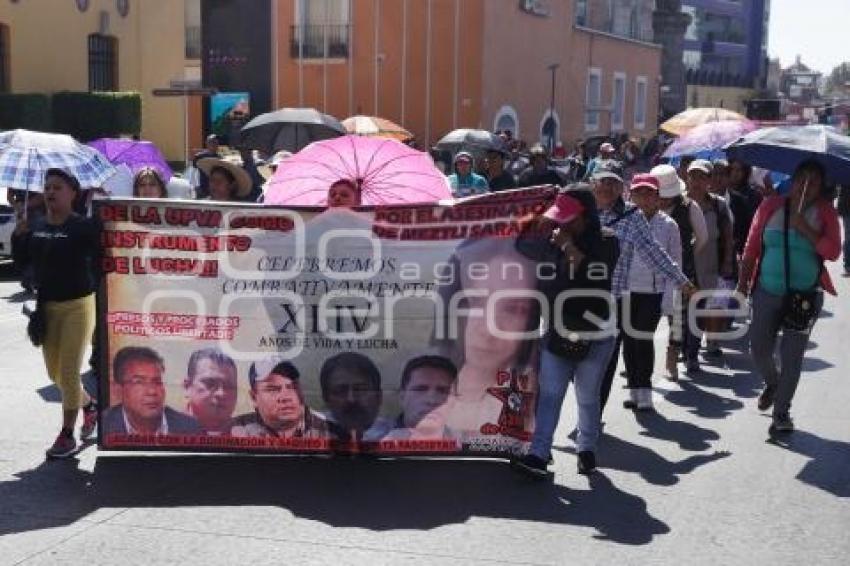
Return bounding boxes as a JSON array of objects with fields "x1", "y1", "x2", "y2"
[
  {"x1": 513, "y1": 184, "x2": 620, "y2": 477},
  {"x1": 621, "y1": 174, "x2": 682, "y2": 412}
]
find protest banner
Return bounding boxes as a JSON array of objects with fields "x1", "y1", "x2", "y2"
[{"x1": 97, "y1": 187, "x2": 556, "y2": 457}]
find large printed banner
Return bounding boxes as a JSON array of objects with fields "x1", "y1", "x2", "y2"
[{"x1": 97, "y1": 187, "x2": 555, "y2": 457}]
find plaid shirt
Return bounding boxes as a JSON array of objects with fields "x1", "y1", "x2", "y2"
[{"x1": 601, "y1": 204, "x2": 689, "y2": 297}]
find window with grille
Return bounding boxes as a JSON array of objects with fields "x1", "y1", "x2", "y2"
[
  {"x1": 88, "y1": 34, "x2": 118, "y2": 91},
  {"x1": 291, "y1": 0, "x2": 351, "y2": 59}
]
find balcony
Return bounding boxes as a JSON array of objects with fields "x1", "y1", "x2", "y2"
[{"x1": 290, "y1": 24, "x2": 350, "y2": 59}]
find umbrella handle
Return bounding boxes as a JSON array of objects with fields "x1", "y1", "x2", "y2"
[{"x1": 798, "y1": 177, "x2": 808, "y2": 214}]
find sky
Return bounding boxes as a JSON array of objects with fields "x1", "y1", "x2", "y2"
[{"x1": 768, "y1": 0, "x2": 848, "y2": 74}]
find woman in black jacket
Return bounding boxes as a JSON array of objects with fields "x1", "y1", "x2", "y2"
[
  {"x1": 513, "y1": 184, "x2": 618, "y2": 477},
  {"x1": 12, "y1": 169, "x2": 102, "y2": 459}
]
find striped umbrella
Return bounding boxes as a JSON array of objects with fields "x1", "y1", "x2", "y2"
[
  {"x1": 0, "y1": 129, "x2": 116, "y2": 191},
  {"x1": 342, "y1": 116, "x2": 413, "y2": 142}
]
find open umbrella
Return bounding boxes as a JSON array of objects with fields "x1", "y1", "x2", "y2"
[
  {"x1": 88, "y1": 138, "x2": 173, "y2": 181},
  {"x1": 264, "y1": 135, "x2": 451, "y2": 206},
  {"x1": 342, "y1": 116, "x2": 413, "y2": 141},
  {"x1": 725, "y1": 125, "x2": 850, "y2": 185},
  {"x1": 239, "y1": 107, "x2": 346, "y2": 155},
  {"x1": 434, "y1": 129, "x2": 505, "y2": 154},
  {"x1": 663, "y1": 120, "x2": 758, "y2": 159},
  {"x1": 0, "y1": 129, "x2": 115, "y2": 191},
  {"x1": 660, "y1": 107, "x2": 749, "y2": 137}
]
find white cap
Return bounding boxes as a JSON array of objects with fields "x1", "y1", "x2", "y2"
[
  {"x1": 687, "y1": 159, "x2": 713, "y2": 175},
  {"x1": 651, "y1": 164, "x2": 687, "y2": 198}
]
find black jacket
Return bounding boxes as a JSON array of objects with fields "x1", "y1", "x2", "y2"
[
  {"x1": 516, "y1": 224, "x2": 617, "y2": 338},
  {"x1": 517, "y1": 167, "x2": 565, "y2": 188},
  {"x1": 487, "y1": 170, "x2": 518, "y2": 192},
  {"x1": 12, "y1": 214, "x2": 102, "y2": 302}
]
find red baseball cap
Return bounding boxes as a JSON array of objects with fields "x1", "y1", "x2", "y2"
[
  {"x1": 630, "y1": 173, "x2": 660, "y2": 192},
  {"x1": 543, "y1": 193, "x2": 585, "y2": 224}
]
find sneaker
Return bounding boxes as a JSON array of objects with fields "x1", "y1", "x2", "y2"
[
  {"x1": 80, "y1": 402, "x2": 98, "y2": 440},
  {"x1": 577, "y1": 451, "x2": 597, "y2": 475},
  {"x1": 512, "y1": 454, "x2": 551, "y2": 479},
  {"x1": 757, "y1": 386, "x2": 776, "y2": 411},
  {"x1": 770, "y1": 413, "x2": 794, "y2": 433},
  {"x1": 46, "y1": 431, "x2": 77, "y2": 459}
]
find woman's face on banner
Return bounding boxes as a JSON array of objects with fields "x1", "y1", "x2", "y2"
[{"x1": 462, "y1": 256, "x2": 535, "y2": 371}]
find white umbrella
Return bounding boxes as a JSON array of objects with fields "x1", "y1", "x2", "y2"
[{"x1": 0, "y1": 129, "x2": 116, "y2": 192}]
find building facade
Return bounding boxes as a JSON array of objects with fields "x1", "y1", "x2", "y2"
[
  {"x1": 0, "y1": 0, "x2": 195, "y2": 162},
  {"x1": 201, "y1": 0, "x2": 662, "y2": 150},
  {"x1": 681, "y1": 0, "x2": 770, "y2": 88},
  {"x1": 780, "y1": 56, "x2": 822, "y2": 105}
]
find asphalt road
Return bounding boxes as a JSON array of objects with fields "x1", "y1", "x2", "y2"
[{"x1": 0, "y1": 260, "x2": 847, "y2": 565}]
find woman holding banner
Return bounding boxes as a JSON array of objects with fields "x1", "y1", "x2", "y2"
[
  {"x1": 12, "y1": 169, "x2": 102, "y2": 459},
  {"x1": 196, "y1": 157, "x2": 253, "y2": 202},
  {"x1": 513, "y1": 184, "x2": 619, "y2": 477}
]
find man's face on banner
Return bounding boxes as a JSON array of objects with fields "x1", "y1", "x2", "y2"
[
  {"x1": 463, "y1": 257, "x2": 536, "y2": 371},
  {"x1": 400, "y1": 367, "x2": 453, "y2": 431},
  {"x1": 325, "y1": 368, "x2": 382, "y2": 433},
  {"x1": 120, "y1": 360, "x2": 166, "y2": 425},
  {"x1": 185, "y1": 358, "x2": 238, "y2": 431},
  {"x1": 251, "y1": 373, "x2": 305, "y2": 431}
]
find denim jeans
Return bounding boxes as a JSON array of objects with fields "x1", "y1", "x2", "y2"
[
  {"x1": 749, "y1": 286, "x2": 823, "y2": 416},
  {"x1": 530, "y1": 336, "x2": 617, "y2": 459}
]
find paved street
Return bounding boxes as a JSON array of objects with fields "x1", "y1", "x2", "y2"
[{"x1": 0, "y1": 259, "x2": 847, "y2": 566}]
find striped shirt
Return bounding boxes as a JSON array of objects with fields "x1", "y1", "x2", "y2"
[{"x1": 601, "y1": 204, "x2": 689, "y2": 297}]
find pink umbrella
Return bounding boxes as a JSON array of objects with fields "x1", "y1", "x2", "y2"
[
  {"x1": 264, "y1": 135, "x2": 451, "y2": 206},
  {"x1": 663, "y1": 119, "x2": 758, "y2": 159}
]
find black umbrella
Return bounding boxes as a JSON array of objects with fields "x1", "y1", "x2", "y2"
[
  {"x1": 434, "y1": 128, "x2": 506, "y2": 154},
  {"x1": 238, "y1": 107, "x2": 346, "y2": 155},
  {"x1": 725, "y1": 125, "x2": 850, "y2": 185}
]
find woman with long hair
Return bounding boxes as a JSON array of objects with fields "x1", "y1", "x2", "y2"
[
  {"x1": 12, "y1": 169, "x2": 102, "y2": 459},
  {"x1": 737, "y1": 160, "x2": 840, "y2": 433},
  {"x1": 132, "y1": 167, "x2": 169, "y2": 199}
]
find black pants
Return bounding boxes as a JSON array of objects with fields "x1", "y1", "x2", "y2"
[
  {"x1": 623, "y1": 293, "x2": 663, "y2": 389},
  {"x1": 599, "y1": 298, "x2": 625, "y2": 412}
]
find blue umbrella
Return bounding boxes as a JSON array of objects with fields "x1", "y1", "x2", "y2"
[
  {"x1": 0, "y1": 129, "x2": 116, "y2": 191},
  {"x1": 725, "y1": 125, "x2": 850, "y2": 185}
]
